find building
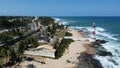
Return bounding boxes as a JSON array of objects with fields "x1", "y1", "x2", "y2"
[{"x1": 30, "y1": 18, "x2": 38, "y2": 31}]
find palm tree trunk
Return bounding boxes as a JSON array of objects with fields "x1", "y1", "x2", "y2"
[{"x1": 5, "y1": 56, "x2": 7, "y2": 64}]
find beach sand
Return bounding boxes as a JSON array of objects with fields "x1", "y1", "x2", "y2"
[{"x1": 20, "y1": 29, "x2": 92, "y2": 68}]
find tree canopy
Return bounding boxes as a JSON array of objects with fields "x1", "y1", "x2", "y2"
[{"x1": 38, "y1": 17, "x2": 55, "y2": 26}]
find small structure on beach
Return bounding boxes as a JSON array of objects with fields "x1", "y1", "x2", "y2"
[{"x1": 24, "y1": 45, "x2": 55, "y2": 58}]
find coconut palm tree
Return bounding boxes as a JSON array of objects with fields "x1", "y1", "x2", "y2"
[
  {"x1": 8, "y1": 47, "x2": 18, "y2": 64},
  {"x1": 1, "y1": 46, "x2": 10, "y2": 64},
  {"x1": 31, "y1": 37, "x2": 39, "y2": 48},
  {"x1": 0, "y1": 54, "x2": 4, "y2": 68},
  {"x1": 17, "y1": 43, "x2": 24, "y2": 59}
]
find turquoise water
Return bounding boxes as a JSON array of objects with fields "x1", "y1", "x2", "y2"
[{"x1": 54, "y1": 16, "x2": 120, "y2": 68}]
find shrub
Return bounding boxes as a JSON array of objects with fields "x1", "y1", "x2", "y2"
[
  {"x1": 65, "y1": 32, "x2": 72, "y2": 36},
  {"x1": 55, "y1": 38, "x2": 74, "y2": 59}
]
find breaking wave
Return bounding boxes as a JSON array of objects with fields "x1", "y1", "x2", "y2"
[
  {"x1": 54, "y1": 17, "x2": 120, "y2": 68},
  {"x1": 71, "y1": 26, "x2": 120, "y2": 68}
]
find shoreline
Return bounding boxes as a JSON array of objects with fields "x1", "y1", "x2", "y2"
[{"x1": 19, "y1": 28, "x2": 103, "y2": 68}]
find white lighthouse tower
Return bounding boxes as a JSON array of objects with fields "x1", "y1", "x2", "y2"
[{"x1": 91, "y1": 23, "x2": 96, "y2": 42}]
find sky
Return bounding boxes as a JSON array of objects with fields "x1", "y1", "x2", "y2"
[{"x1": 0, "y1": 0, "x2": 120, "y2": 16}]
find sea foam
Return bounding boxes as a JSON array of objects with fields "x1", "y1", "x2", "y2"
[
  {"x1": 54, "y1": 18, "x2": 69, "y2": 25},
  {"x1": 70, "y1": 26, "x2": 118, "y2": 41},
  {"x1": 70, "y1": 26, "x2": 120, "y2": 68}
]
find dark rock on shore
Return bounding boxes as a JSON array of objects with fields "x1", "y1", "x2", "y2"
[
  {"x1": 91, "y1": 44, "x2": 102, "y2": 48},
  {"x1": 94, "y1": 45, "x2": 113, "y2": 56},
  {"x1": 96, "y1": 45, "x2": 107, "y2": 52},
  {"x1": 78, "y1": 39, "x2": 113, "y2": 68},
  {"x1": 97, "y1": 51, "x2": 112, "y2": 56},
  {"x1": 108, "y1": 59, "x2": 118, "y2": 65},
  {"x1": 93, "y1": 39, "x2": 108, "y2": 45},
  {"x1": 78, "y1": 52, "x2": 103, "y2": 68},
  {"x1": 91, "y1": 39, "x2": 113, "y2": 56}
]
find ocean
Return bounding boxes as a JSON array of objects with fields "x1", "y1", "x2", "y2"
[{"x1": 54, "y1": 16, "x2": 120, "y2": 68}]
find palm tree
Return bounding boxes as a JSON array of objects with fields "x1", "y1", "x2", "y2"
[
  {"x1": 0, "y1": 54, "x2": 4, "y2": 68},
  {"x1": 17, "y1": 43, "x2": 24, "y2": 59},
  {"x1": 1, "y1": 46, "x2": 10, "y2": 64},
  {"x1": 8, "y1": 47, "x2": 18, "y2": 64},
  {"x1": 31, "y1": 37, "x2": 39, "y2": 48}
]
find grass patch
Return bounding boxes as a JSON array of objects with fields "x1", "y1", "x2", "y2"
[
  {"x1": 65, "y1": 32, "x2": 73, "y2": 36},
  {"x1": 55, "y1": 38, "x2": 74, "y2": 59},
  {"x1": 38, "y1": 42, "x2": 47, "y2": 45},
  {"x1": 55, "y1": 30, "x2": 66, "y2": 38}
]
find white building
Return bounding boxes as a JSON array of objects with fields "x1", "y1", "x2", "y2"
[{"x1": 30, "y1": 19, "x2": 37, "y2": 31}]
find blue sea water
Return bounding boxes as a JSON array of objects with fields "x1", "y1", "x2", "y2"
[{"x1": 54, "y1": 16, "x2": 120, "y2": 68}]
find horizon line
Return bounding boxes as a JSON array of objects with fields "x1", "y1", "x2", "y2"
[{"x1": 0, "y1": 15, "x2": 120, "y2": 17}]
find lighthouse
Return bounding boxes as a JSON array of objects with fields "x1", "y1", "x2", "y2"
[{"x1": 91, "y1": 23, "x2": 96, "y2": 42}]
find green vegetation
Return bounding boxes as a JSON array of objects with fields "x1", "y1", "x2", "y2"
[
  {"x1": 0, "y1": 16, "x2": 31, "y2": 28},
  {"x1": 65, "y1": 32, "x2": 73, "y2": 36},
  {"x1": 55, "y1": 38, "x2": 74, "y2": 59},
  {"x1": 57, "y1": 24, "x2": 64, "y2": 29},
  {"x1": 0, "y1": 16, "x2": 66, "y2": 67},
  {"x1": 0, "y1": 36, "x2": 39, "y2": 67},
  {"x1": 51, "y1": 38, "x2": 59, "y2": 49},
  {"x1": 0, "y1": 34, "x2": 13, "y2": 43},
  {"x1": 0, "y1": 28, "x2": 28, "y2": 43},
  {"x1": 47, "y1": 23, "x2": 64, "y2": 36},
  {"x1": 55, "y1": 30, "x2": 66, "y2": 38},
  {"x1": 47, "y1": 25, "x2": 56, "y2": 36},
  {"x1": 19, "y1": 36, "x2": 39, "y2": 49},
  {"x1": 37, "y1": 17, "x2": 55, "y2": 26},
  {"x1": 0, "y1": 45, "x2": 24, "y2": 67}
]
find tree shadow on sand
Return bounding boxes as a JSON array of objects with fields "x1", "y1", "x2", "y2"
[{"x1": 26, "y1": 64, "x2": 36, "y2": 68}]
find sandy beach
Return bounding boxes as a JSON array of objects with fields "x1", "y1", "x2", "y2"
[{"x1": 20, "y1": 29, "x2": 91, "y2": 68}]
